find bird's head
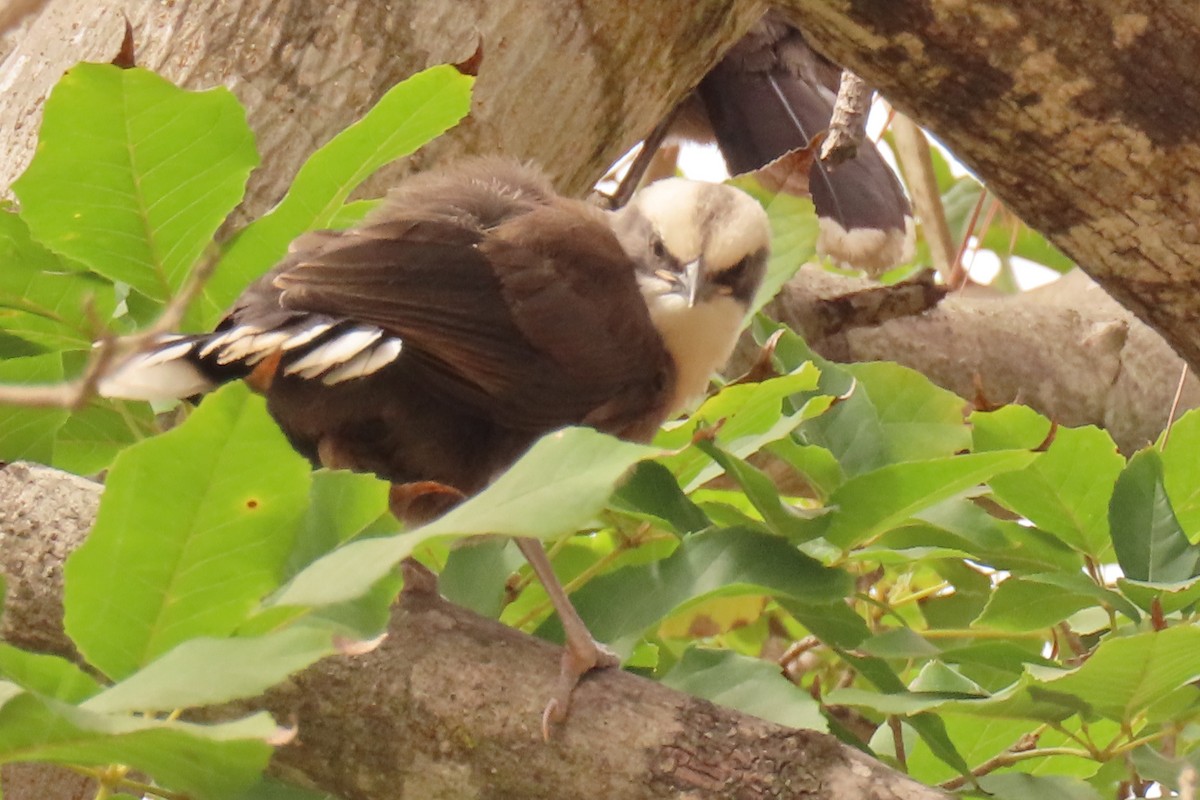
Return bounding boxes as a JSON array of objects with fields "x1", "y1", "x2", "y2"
[
  {"x1": 613, "y1": 177, "x2": 770, "y2": 312},
  {"x1": 611, "y1": 178, "x2": 771, "y2": 412}
]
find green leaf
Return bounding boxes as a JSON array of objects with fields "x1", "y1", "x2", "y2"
[
  {"x1": 440, "y1": 538, "x2": 525, "y2": 618},
  {"x1": 285, "y1": 469, "x2": 391, "y2": 577},
  {"x1": 939, "y1": 642, "x2": 1059, "y2": 688},
  {"x1": 0, "y1": 687, "x2": 273, "y2": 799},
  {"x1": 972, "y1": 570, "x2": 1143, "y2": 633},
  {"x1": 1110, "y1": 449, "x2": 1200, "y2": 582},
  {"x1": 695, "y1": 439, "x2": 823, "y2": 540},
  {"x1": 0, "y1": 645, "x2": 101, "y2": 703},
  {"x1": 610, "y1": 460, "x2": 711, "y2": 534},
  {"x1": 859, "y1": 628, "x2": 941, "y2": 659},
  {"x1": 13, "y1": 63, "x2": 257, "y2": 303},
  {"x1": 656, "y1": 365, "x2": 828, "y2": 490},
  {"x1": 729, "y1": 179, "x2": 819, "y2": 316},
  {"x1": 206, "y1": 64, "x2": 473, "y2": 314},
  {"x1": 1130, "y1": 744, "x2": 1200, "y2": 792},
  {"x1": 661, "y1": 648, "x2": 825, "y2": 731},
  {"x1": 1043, "y1": 626, "x2": 1200, "y2": 724},
  {"x1": 949, "y1": 627, "x2": 1200, "y2": 725},
  {"x1": 272, "y1": 427, "x2": 655, "y2": 608},
  {"x1": 902, "y1": 713, "x2": 1094, "y2": 785},
  {"x1": 0, "y1": 210, "x2": 116, "y2": 351},
  {"x1": 823, "y1": 451, "x2": 1038, "y2": 550},
  {"x1": 974, "y1": 577, "x2": 1096, "y2": 632},
  {"x1": 50, "y1": 400, "x2": 155, "y2": 475},
  {"x1": 0, "y1": 357, "x2": 152, "y2": 474},
  {"x1": 1160, "y1": 408, "x2": 1200, "y2": 535},
  {"x1": 543, "y1": 527, "x2": 852, "y2": 656},
  {"x1": 765, "y1": 437, "x2": 845, "y2": 499},
  {"x1": 783, "y1": 599, "x2": 975, "y2": 778},
  {"x1": 0, "y1": 354, "x2": 68, "y2": 464},
  {"x1": 1117, "y1": 575, "x2": 1200, "y2": 614},
  {"x1": 64, "y1": 384, "x2": 311, "y2": 679},
  {"x1": 940, "y1": 172, "x2": 1077, "y2": 277},
  {"x1": 824, "y1": 687, "x2": 947, "y2": 715},
  {"x1": 227, "y1": 775, "x2": 339, "y2": 800},
  {"x1": 977, "y1": 411, "x2": 1123, "y2": 558},
  {"x1": 977, "y1": 773, "x2": 1103, "y2": 800},
  {"x1": 971, "y1": 404, "x2": 1051, "y2": 451},
  {"x1": 898, "y1": 496, "x2": 1083, "y2": 574},
  {"x1": 83, "y1": 628, "x2": 334, "y2": 713},
  {"x1": 844, "y1": 362, "x2": 971, "y2": 461},
  {"x1": 801, "y1": 361, "x2": 970, "y2": 476}
]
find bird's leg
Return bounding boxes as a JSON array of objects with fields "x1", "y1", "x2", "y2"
[
  {"x1": 386, "y1": 482, "x2": 619, "y2": 736},
  {"x1": 514, "y1": 536, "x2": 619, "y2": 740}
]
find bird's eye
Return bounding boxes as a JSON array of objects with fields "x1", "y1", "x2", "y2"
[{"x1": 651, "y1": 238, "x2": 667, "y2": 260}]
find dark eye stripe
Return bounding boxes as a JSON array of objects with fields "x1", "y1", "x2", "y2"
[{"x1": 713, "y1": 257, "x2": 749, "y2": 285}]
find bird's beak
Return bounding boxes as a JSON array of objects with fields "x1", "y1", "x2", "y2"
[{"x1": 681, "y1": 259, "x2": 701, "y2": 308}]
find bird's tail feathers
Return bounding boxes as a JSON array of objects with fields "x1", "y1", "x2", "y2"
[{"x1": 97, "y1": 335, "x2": 223, "y2": 402}]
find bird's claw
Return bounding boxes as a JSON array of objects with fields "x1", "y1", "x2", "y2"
[{"x1": 540, "y1": 639, "x2": 620, "y2": 741}]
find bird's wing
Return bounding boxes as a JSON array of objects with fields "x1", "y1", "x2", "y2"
[
  {"x1": 269, "y1": 208, "x2": 670, "y2": 432},
  {"x1": 694, "y1": 17, "x2": 913, "y2": 273}
]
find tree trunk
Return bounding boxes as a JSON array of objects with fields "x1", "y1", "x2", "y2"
[
  {"x1": 0, "y1": 0, "x2": 766, "y2": 215},
  {"x1": 778, "y1": 0, "x2": 1200, "y2": 374}
]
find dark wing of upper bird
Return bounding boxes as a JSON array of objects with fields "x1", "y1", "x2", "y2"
[{"x1": 690, "y1": 13, "x2": 913, "y2": 272}]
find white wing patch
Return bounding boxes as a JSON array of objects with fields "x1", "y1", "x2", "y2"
[
  {"x1": 97, "y1": 319, "x2": 405, "y2": 402},
  {"x1": 279, "y1": 322, "x2": 333, "y2": 350},
  {"x1": 284, "y1": 327, "x2": 383, "y2": 379},
  {"x1": 320, "y1": 337, "x2": 404, "y2": 385},
  {"x1": 204, "y1": 321, "x2": 403, "y2": 383}
]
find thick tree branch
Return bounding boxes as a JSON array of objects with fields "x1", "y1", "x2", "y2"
[
  {"x1": 0, "y1": 462, "x2": 946, "y2": 800},
  {"x1": 766, "y1": 267, "x2": 1200, "y2": 454},
  {"x1": 777, "y1": 0, "x2": 1200, "y2": 374},
  {"x1": 0, "y1": 0, "x2": 766, "y2": 214}
]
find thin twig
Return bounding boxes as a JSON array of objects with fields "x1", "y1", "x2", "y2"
[
  {"x1": 605, "y1": 105, "x2": 681, "y2": 210},
  {"x1": 890, "y1": 115, "x2": 956, "y2": 283},
  {"x1": 820, "y1": 71, "x2": 872, "y2": 166},
  {"x1": 0, "y1": 247, "x2": 220, "y2": 410},
  {"x1": 887, "y1": 715, "x2": 907, "y2": 772},
  {"x1": 938, "y1": 746, "x2": 1090, "y2": 791},
  {"x1": 950, "y1": 189, "x2": 989, "y2": 291},
  {"x1": 1162, "y1": 364, "x2": 1189, "y2": 449}
]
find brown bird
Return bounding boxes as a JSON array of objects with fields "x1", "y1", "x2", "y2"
[{"x1": 100, "y1": 157, "x2": 770, "y2": 734}]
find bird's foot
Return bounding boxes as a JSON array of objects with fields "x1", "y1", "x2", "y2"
[{"x1": 540, "y1": 636, "x2": 620, "y2": 741}]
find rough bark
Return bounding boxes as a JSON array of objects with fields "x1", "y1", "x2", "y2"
[
  {"x1": 0, "y1": 462, "x2": 947, "y2": 800},
  {"x1": 0, "y1": 0, "x2": 765, "y2": 215},
  {"x1": 778, "y1": 0, "x2": 1200, "y2": 374},
  {"x1": 770, "y1": 268, "x2": 1200, "y2": 454}
]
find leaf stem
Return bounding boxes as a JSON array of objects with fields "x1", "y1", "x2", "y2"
[
  {"x1": 938, "y1": 746, "x2": 1092, "y2": 790},
  {"x1": 920, "y1": 628, "x2": 1047, "y2": 640}
]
